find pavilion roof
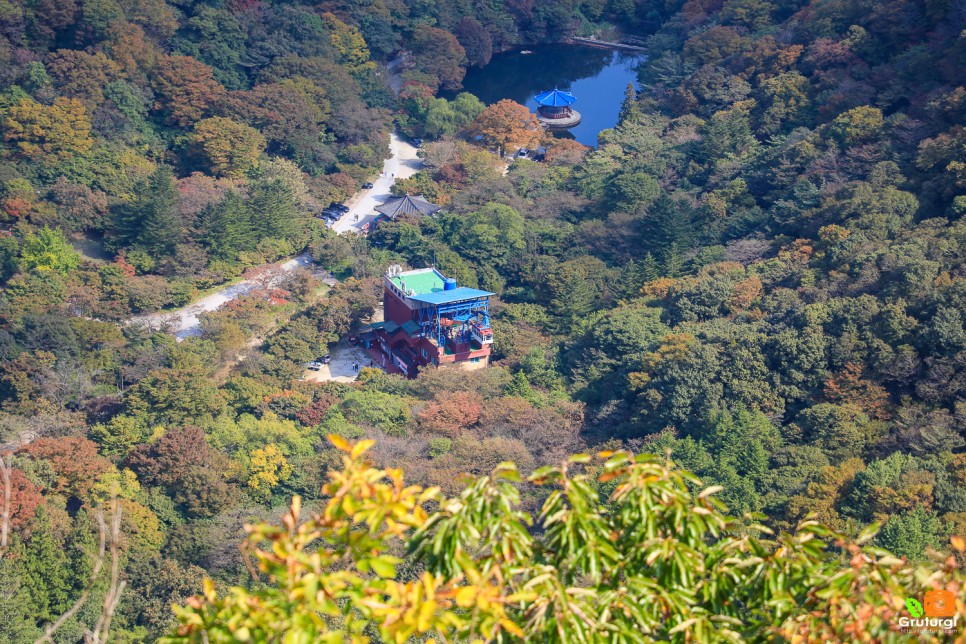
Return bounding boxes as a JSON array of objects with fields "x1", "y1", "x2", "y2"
[
  {"x1": 534, "y1": 89, "x2": 577, "y2": 107},
  {"x1": 374, "y1": 194, "x2": 442, "y2": 219}
]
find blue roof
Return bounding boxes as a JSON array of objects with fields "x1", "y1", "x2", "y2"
[
  {"x1": 534, "y1": 89, "x2": 576, "y2": 107},
  {"x1": 408, "y1": 287, "x2": 494, "y2": 305}
]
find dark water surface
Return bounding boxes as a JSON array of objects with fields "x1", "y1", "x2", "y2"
[{"x1": 450, "y1": 43, "x2": 646, "y2": 147}]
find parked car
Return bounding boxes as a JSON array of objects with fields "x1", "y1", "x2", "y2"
[
  {"x1": 518, "y1": 148, "x2": 529, "y2": 158},
  {"x1": 318, "y1": 354, "x2": 331, "y2": 365},
  {"x1": 307, "y1": 363, "x2": 321, "y2": 371},
  {"x1": 411, "y1": 138, "x2": 422, "y2": 148},
  {"x1": 362, "y1": 182, "x2": 373, "y2": 189}
]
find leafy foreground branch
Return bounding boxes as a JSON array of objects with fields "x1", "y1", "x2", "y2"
[{"x1": 164, "y1": 438, "x2": 965, "y2": 642}]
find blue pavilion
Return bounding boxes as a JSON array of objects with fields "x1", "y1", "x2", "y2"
[{"x1": 534, "y1": 88, "x2": 581, "y2": 128}]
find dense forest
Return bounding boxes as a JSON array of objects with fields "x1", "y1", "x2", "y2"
[{"x1": 0, "y1": 0, "x2": 965, "y2": 640}]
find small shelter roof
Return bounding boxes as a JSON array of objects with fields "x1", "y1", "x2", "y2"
[
  {"x1": 534, "y1": 89, "x2": 577, "y2": 107},
  {"x1": 374, "y1": 194, "x2": 442, "y2": 219}
]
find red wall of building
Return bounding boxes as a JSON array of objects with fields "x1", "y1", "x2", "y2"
[{"x1": 383, "y1": 289, "x2": 416, "y2": 326}]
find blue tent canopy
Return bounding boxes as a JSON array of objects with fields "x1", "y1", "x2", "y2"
[{"x1": 534, "y1": 89, "x2": 576, "y2": 107}]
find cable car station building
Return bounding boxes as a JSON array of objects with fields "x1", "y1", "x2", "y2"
[{"x1": 369, "y1": 266, "x2": 493, "y2": 378}]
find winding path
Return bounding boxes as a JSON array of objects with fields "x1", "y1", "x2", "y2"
[
  {"x1": 128, "y1": 55, "x2": 424, "y2": 340},
  {"x1": 129, "y1": 253, "x2": 333, "y2": 340},
  {"x1": 131, "y1": 131, "x2": 423, "y2": 339}
]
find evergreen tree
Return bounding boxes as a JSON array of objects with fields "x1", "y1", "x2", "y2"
[
  {"x1": 19, "y1": 506, "x2": 72, "y2": 624},
  {"x1": 504, "y1": 371, "x2": 537, "y2": 404},
  {"x1": 112, "y1": 166, "x2": 181, "y2": 259},
  {"x1": 640, "y1": 253, "x2": 660, "y2": 282},
  {"x1": 618, "y1": 83, "x2": 642, "y2": 125},
  {"x1": 662, "y1": 241, "x2": 684, "y2": 277},
  {"x1": 0, "y1": 556, "x2": 41, "y2": 641},
  {"x1": 249, "y1": 179, "x2": 299, "y2": 241},
  {"x1": 202, "y1": 191, "x2": 255, "y2": 260},
  {"x1": 613, "y1": 259, "x2": 645, "y2": 298},
  {"x1": 647, "y1": 194, "x2": 693, "y2": 255}
]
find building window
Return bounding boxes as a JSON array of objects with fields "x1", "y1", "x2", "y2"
[
  {"x1": 470, "y1": 357, "x2": 481, "y2": 363},
  {"x1": 421, "y1": 348, "x2": 428, "y2": 358}
]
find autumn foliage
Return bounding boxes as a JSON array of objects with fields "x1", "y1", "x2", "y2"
[
  {"x1": 20, "y1": 437, "x2": 111, "y2": 502},
  {"x1": 468, "y1": 99, "x2": 543, "y2": 156},
  {"x1": 417, "y1": 391, "x2": 483, "y2": 437},
  {"x1": 4, "y1": 97, "x2": 93, "y2": 163},
  {"x1": 190, "y1": 117, "x2": 266, "y2": 178}
]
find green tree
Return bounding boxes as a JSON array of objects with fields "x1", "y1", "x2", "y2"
[
  {"x1": 19, "y1": 507, "x2": 73, "y2": 624},
  {"x1": 125, "y1": 367, "x2": 228, "y2": 426},
  {"x1": 876, "y1": 507, "x2": 943, "y2": 562},
  {"x1": 165, "y1": 439, "x2": 966, "y2": 642},
  {"x1": 20, "y1": 225, "x2": 80, "y2": 275},
  {"x1": 543, "y1": 256, "x2": 611, "y2": 329},
  {"x1": 248, "y1": 179, "x2": 299, "y2": 241},
  {"x1": 452, "y1": 203, "x2": 526, "y2": 268},
  {"x1": 618, "y1": 83, "x2": 642, "y2": 125},
  {"x1": 112, "y1": 166, "x2": 181, "y2": 259},
  {"x1": 201, "y1": 191, "x2": 254, "y2": 261},
  {"x1": 0, "y1": 557, "x2": 41, "y2": 641}
]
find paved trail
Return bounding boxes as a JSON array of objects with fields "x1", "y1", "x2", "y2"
[
  {"x1": 128, "y1": 59, "x2": 424, "y2": 341},
  {"x1": 130, "y1": 131, "x2": 423, "y2": 339},
  {"x1": 332, "y1": 132, "x2": 422, "y2": 234},
  {"x1": 129, "y1": 253, "x2": 335, "y2": 339}
]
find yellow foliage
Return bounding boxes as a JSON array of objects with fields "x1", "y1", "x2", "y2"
[
  {"x1": 191, "y1": 117, "x2": 266, "y2": 178},
  {"x1": 641, "y1": 333, "x2": 695, "y2": 372},
  {"x1": 322, "y1": 12, "x2": 372, "y2": 73},
  {"x1": 5, "y1": 97, "x2": 93, "y2": 163},
  {"x1": 247, "y1": 444, "x2": 292, "y2": 494},
  {"x1": 640, "y1": 277, "x2": 678, "y2": 298}
]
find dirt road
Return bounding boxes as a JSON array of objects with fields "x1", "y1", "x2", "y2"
[{"x1": 129, "y1": 253, "x2": 335, "y2": 339}]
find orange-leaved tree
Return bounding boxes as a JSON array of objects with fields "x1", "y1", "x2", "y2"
[
  {"x1": 165, "y1": 437, "x2": 966, "y2": 642},
  {"x1": 468, "y1": 99, "x2": 543, "y2": 157}
]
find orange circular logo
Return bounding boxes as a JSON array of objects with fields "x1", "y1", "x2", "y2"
[{"x1": 924, "y1": 589, "x2": 957, "y2": 618}]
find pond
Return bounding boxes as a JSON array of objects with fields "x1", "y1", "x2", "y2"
[{"x1": 451, "y1": 43, "x2": 646, "y2": 147}]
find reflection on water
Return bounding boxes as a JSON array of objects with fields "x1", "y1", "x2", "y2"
[{"x1": 447, "y1": 43, "x2": 646, "y2": 147}]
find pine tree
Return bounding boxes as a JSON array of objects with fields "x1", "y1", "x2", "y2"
[
  {"x1": 646, "y1": 194, "x2": 694, "y2": 262},
  {"x1": 662, "y1": 241, "x2": 684, "y2": 278},
  {"x1": 249, "y1": 179, "x2": 299, "y2": 241},
  {"x1": 614, "y1": 259, "x2": 645, "y2": 298},
  {"x1": 618, "y1": 83, "x2": 642, "y2": 125},
  {"x1": 19, "y1": 506, "x2": 72, "y2": 623},
  {"x1": 202, "y1": 190, "x2": 255, "y2": 260},
  {"x1": 0, "y1": 556, "x2": 41, "y2": 641},
  {"x1": 113, "y1": 166, "x2": 181, "y2": 259},
  {"x1": 504, "y1": 371, "x2": 537, "y2": 404},
  {"x1": 640, "y1": 253, "x2": 660, "y2": 282}
]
